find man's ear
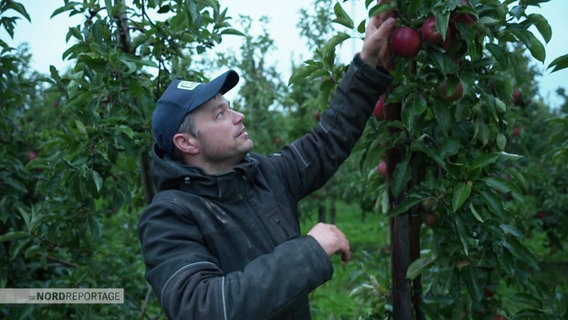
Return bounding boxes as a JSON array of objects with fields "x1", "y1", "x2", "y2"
[{"x1": 173, "y1": 133, "x2": 200, "y2": 155}]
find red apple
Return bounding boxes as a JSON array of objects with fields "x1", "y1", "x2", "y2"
[
  {"x1": 439, "y1": 80, "x2": 464, "y2": 101},
  {"x1": 27, "y1": 150, "x2": 38, "y2": 161},
  {"x1": 421, "y1": 16, "x2": 443, "y2": 44},
  {"x1": 373, "y1": 95, "x2": 385, "y2": 120},
  {"x1": 377, "y1": 160, "x2": 387, "y2": 176},
  {"x1": 451, "y1": 12, "x2": 476, "y2": 26},
  {"x1": 390, "y1": 26, "x2": 422, "y2": 58},
  {"x1": 421, "y1": 198, "x2": 433, "y2": 212},
  {"x1": 273, "y1": 136, "x2": 282, "y2": 144},
  {"x1": 312, "y1": 111, "x2": 321, "y2": 121},
  {"x1": 423, "y1": 213, "x2": 438, "y2": 228},
  {"x1": 512, "y1": 89, "x2": 523, "y2": 106},
  {"x1": 512, "y1": 127, "x2": 521, "y2": 137},
  {"x1": 441, "y1": 26, "x2": 463, "y2": 53},
  {"x1": 536, "y1": 211, "x2": 546, "y2": 219}
]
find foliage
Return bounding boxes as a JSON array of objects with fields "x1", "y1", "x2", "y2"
[
  {"x1": 290, "y1": 0, "x2": 568, "y2": 318},
  {"x1": 1, "y1": 0, "x2": 241, "y2": 318},
  {"x1": 2, "y1": 0, "x2": 568, "y2": 319},
  {"x1": 215, "y1": 15, "x2": 288, "y2": 155}
]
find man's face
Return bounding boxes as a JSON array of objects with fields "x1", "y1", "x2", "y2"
[{"x1": 191, "y1": 94, "x2": 254, "y2": 166}]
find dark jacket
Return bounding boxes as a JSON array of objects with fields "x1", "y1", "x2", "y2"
[{"x1": 138, "y1": 54, "x2": 392, "y2": 320}]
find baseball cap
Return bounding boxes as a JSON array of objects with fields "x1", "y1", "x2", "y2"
[{"x1": 152, "y1": 70, "x2": 239, "y2": 155}]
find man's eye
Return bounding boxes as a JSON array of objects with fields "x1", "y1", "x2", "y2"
[{"x1": 216, "y1": 112, "x2": 224, "y2": 119}]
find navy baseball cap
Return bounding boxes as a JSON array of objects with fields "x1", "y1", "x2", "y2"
[{"x1": 152, "y1": 70, "x2": 239, "y2": 155}]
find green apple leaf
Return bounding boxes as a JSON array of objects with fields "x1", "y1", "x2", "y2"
[
  {"x1": 452, "y1": 180, "x2": 472, "y2": 213},
  {"x1": 391, "y1": 156, "x2": 412, "y2": 198},
  {"x1": 524, "y1": 13, "x2": 552, "y2": 43},
  {"x1": 332, "y1": 2, "x2": 354, "y2": 29},
  {"x1": 406, "y1": 255, "x2": 438, "y2": 280},
  {"x1": 509, "y1": 28, "x2": 546, "y2": 63},
  {"x1": 547, "y1": 54, "x2": 568, "y2": 73}
]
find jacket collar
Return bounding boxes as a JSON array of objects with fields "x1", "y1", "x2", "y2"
[{"x1": 151, "y1": 145, "x2": 259, "y2": 200}]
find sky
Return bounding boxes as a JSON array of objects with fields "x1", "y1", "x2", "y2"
[{"x1": 4, "y1": 0, "x2": 568, "y2": 108}]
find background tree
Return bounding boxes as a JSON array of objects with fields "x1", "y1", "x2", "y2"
[
  {"x1": 292, "y1": 0, "x2": 567, "y2": 318},
  {"x1": 1, "y1": 0, "x2": 242, "y2": 318},
  {"x1": 2, "y1": 0, "x2": 568, "y2": 319},
  {"x1": 215, "y1": 15, "x2": 288, "y2": 155}
]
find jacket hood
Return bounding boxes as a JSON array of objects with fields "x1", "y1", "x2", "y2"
[{"x1": 150, "y1": 144, "x2": 260, "y2": 200}]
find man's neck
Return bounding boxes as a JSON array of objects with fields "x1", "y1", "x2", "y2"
[{"x1": 183, "y1": 156, "x2": 241, "y2": 176}]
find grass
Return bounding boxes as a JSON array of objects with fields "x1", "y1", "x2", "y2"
[
  {"x1": 300, "y1": 201, "x2": 391, "y2": 320},
  {"x1": 300, "y1": 200, "x2": 568, "y2": 320}
]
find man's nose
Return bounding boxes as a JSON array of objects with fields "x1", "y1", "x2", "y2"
[{"x1": 232, "y1": 109, "x2": 244, "y2": 123}]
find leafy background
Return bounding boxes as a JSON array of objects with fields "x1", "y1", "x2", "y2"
[{"x1": 1, "y1": 0, "x2": 567, "y2": 319}]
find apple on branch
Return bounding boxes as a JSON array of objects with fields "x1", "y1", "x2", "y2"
[
  {"x1": 439, "y1": 80, "x2": 464, "y2": 101},
  {"x1": 377, "y1": 160, "x2": 388, "y2": 176},
  {"x1": 421, "y1": 16, "x2": 444, "y2": 45},
  {"x1": 373, "y1": 95, "x2": 386, "y2": 121},
  {"x1": 390, "y1": 26, "x2": 422, "y2": 59}
]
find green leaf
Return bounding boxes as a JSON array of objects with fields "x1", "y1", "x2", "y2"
[
  {"x1": 433, "y1": 11, "x2": 451, "y2": 41},
  {"x1": 391, "y1": 156, "x2": 412, "y2": 197},
  {"x1": 439, "y1": 139, "x2": 461, "y2": 159},
  {"x1": 7, "y1": 1, "x2": 31, "y2": 22},
  {"x1": 92, "y1": 170, "x2": 103, "y2": 193},
  {"x1": 496, "y1": 133, "x2": 507, "y2": 150},
  {"x1": 368, "y1": 2, "x2": 397, "y2": 17},
  {"x1": 509, "y1": 28, "x2": 546, "y2": 62},
  {"x1": 498, "y1": 151, "x2": 522, "y2": 161},
  {"x1": 220, "y1": 28, "x2": 245, "y2": 36},
  {"x1": 428, "y1": 50, "x2": 460, "y2": 76},
  {"x1": 322, "y1": 32, "x2": 350, "y2": 59},
  {"x1": 479, "y1": 190, "x2": 504, "y2": 217},
  {"x1": 463, "y1": 266, "x2": 483, "y2": 302},
  {"x1": 357, "y1": 19, "x2": 366, "y2": 34},
  {"x1": 452, "y1": 181, "x2": 472, "y2": 213},
  {"x1": 547, "y1": 54, "x2": 568, "y2": 73},
  {"x1": 454, "y1": 215, "x2": 470, "y2": 255},
  {"x1": 432, "y1": 102, "x2": 451, "y2": 134},
  {"x1": 118, "y1": 125, "x2": 134, "y2": 139},
  {"x1": 471, "y1": 153, "x2": 500, "y2": 170},
  {"x1": 499, "y1": 224, "x2": 523, "y2": 238},
  {"x1": 389, "y1": 197, "x2": 423, "y2": 217},
  {"x1": 416, "y1": 144, "x2": 446, "y2": 170},
  {"x1": 407, "y1": 255, "x2": 438, "y2": 280},
  {"x1": 502, "y1": 238, "x2": 539, "y2": 269},
  {"x1": 75, "y1": 120, "x2": 87, "y2": 135},
  {"x1": 482, "y1": 176, "x2": 523, "y2": 201},
  {"x1": 79, "y1": 54, "x2": 107, "y2": 72},
  {"x1": 0, "y1": 231, "x2": 28, "y2": 243},
  {"x1": 332, "y1": 2, "x2": 354, "y2": 29},
  {"x1": 525, "y1": 13, "x2": 552, "y2": 43},
  {"x1": 288, "y1": 62, "x2": 320, "y2": 85},
  {"x1": 469, "y1": 203, "x2": 484, "y2": 223}
]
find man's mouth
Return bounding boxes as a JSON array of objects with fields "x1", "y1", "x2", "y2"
[{"x1": 236, "y1": 127, "x2": 246, "y2": 138}]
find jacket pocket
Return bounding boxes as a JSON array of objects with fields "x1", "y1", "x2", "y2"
[{"x1": 259, "y1": 206, "x2": 299, "y2": 245}]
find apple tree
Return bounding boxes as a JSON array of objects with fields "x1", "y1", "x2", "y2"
[
  {"x1": 291, "y1": 0, "x2": 566, "y2": 318},
  {"x1": 1, "y1": 0, "x2": 242, "y2": 318}
]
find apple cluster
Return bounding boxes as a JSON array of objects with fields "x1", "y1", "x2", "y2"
[{"x1": 389, "y1": 1, "x2": 476, "y2": 60}]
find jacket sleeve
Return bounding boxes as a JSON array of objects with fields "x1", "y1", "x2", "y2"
[
  {"x1": 271, "y1": 53, "x2": 392, "y2": 201},
  {"x1": 138, "y1": 192, "x2": 333, "y2": 320}
]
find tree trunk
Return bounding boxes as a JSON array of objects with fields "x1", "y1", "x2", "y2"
[
  {"x1": 318, "y1": 203, "x2": 326, "y2": 223},
  {"x1": 114, "y1": 0, "x2": 132, "y2": 53},
  {"x1": 329, "y1": 198, "x2": 336, "y2": 224}
]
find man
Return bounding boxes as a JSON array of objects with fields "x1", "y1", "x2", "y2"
[{"x1": 138, "y1": 7, "x2": 395, "y2": 320}]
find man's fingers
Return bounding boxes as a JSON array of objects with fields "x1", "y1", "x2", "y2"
[{"x1": 308, "y1": 223, "x2": 351, "y2": 262}]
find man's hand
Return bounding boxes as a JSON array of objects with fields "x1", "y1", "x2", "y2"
[
  {"x1": 307, "y1": 223, "x2": 351, "y2": 263},
  {"x1": 360, "y1": 1, "x2": 396, "y2": 70}
]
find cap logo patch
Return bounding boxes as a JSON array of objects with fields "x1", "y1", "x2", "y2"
[{"x1": 177, "y1": 81, "x2": 200, "y2": 90}]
